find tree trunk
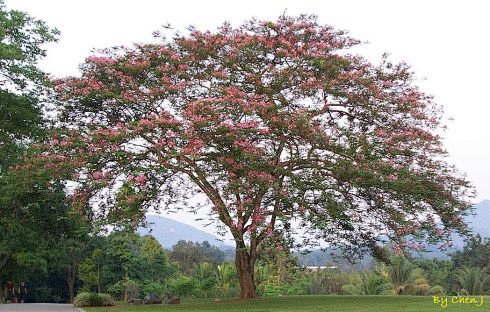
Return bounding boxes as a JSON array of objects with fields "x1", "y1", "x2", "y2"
[
  {"x1": 0, "y1": 254, "x2": 10, "y2": 271},
  {"x1": 235, "y1": 247, "x2": 257, "y2": 299},
  {"x1": 67, "y1": 262, "x2": 76, "y2": 304},
  {"x1": 97, "y1": 260, "x2": 101, "y2": 294},
  {"x1": 123, "y1": 270, "x2": 129, "y2": 302}
]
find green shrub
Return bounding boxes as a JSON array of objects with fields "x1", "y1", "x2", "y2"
[
  {"x1": 106, "y1": 279, "x2": 140, "y2": 300},
  {"x1": 168, "y1": 276, "x2": 196, "y2": 298},
  {"x1": 142, "y1": 280, "x2": 166, "y2": 297},
  {"x1": 261, "y1": 283, "x2": 306, "y2": 296},
  {"x1": 73, "y1": 292, "x2": 114, "y2": 307},
  {"x1": 102, "y1": 293, "x2": 114, "y2": 306},
  {"x1": 89, "y1": 292, "x2": 102, "y2": 306}
]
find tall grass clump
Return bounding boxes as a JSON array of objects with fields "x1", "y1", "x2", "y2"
[{"x1": 73, "y1": 292, "x2": 114, "y2": 307}]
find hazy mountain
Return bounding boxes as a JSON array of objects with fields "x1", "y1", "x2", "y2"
[
  {"x1": 138, "y1": 215, "x2": 230, "y2": 249},
  {"x1": 436, "y1": 199, "x2": 490, "y2": 251},
  {"x1": 297, "y1": 200, "x2": 490, "y2": 265},
  {"x1": 140, "y1": 200, "x2": 489, "y2": 264},
  {"x1": 465, "y1": 199, "x2": 490, "y2": 238}
]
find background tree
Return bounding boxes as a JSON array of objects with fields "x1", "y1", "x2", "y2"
[
  {"x1": 304, "y1": 268, "x2": 349, "y2": 295},
  {"x1": 0, "y1": 0, "x2": 59, "y2": 275},
  {"x1": 254, "y1": 234, "x2": 306, "y2": 296},
  {"x1": 376, "y1": 256, "x2": 442, "y2": 296},
  {"x1": 215, "y1": 262, "x2": 238, "y2": 297},
  {"x1": 104, "y1": 230, "x2": 141, "y2": 301},
  {"x1": 169, "y1": 240, "x2": 224, "y2": 275},
  {"x1": 35, "y1": 15, "x2": 474, "y2": 298},
  {"x1": 193, "y1": 262, "x2": 217, "y2": 298},
  {"x1": 341, "y1": 271, "x2": 388, "y2": 295},
  {"x1": 451, "y1": 235, "x2": 490, "y2": 269},
  {"x1": 140, "y1": 235, "x2": 172, "y2": 282},
  {"x1": 0, "y1": 171, "x2": 76, "y2": 275},
  {"x1": 0, "y1": 0, "x2": 58, "y2": 172},
  {"x1": 139, "y1": 235, "x2": 174, "y2": 297},
  {"x1": 455, "y1": 267, "x2": 489, "y2": 295},
  {"x1": 78, "y1": 248, "x2": 103, "y2": 293}
]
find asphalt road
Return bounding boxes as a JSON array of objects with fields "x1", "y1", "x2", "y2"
[{"x1": 0, "y1": 303, "x2": 79, "y2": 312}]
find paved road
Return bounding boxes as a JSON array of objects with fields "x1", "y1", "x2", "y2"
[{"x1": 0, "y1": 303, "x2": 79, "y2": 312}]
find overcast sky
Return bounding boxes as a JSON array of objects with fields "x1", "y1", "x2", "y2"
[{"x1": 6, "y1": 0, "x2": 489, "y2": 234}]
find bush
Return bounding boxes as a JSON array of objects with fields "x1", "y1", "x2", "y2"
[
  {"x1": 168, "y1": 276, "x2": 196, "y2": 298},
  {"x1": 73, "y1": 292, "x2": 114, "y2": 307},
  {"x1": 142, "y1": 281, "x2": 166, "y2": 297},
  {"x1": 261, "y1": 283, "x2": 306, "y2": 297},
  {"x1": 106, "y1": 279, "x2": 140, "y2": 300}
]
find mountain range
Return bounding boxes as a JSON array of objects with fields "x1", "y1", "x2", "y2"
[
  {"x1": 462, "y1": 199, "x2": 490, "y2": 241},
  {"x1": 421, "y1": 199, "x2": 490, "y2": 257},
  {"x1": 140, "y1": 200, "x2": 490, "y2": 263},
  {"x1": 138, "y1": 215, "x2": 229, "y2": 249}
]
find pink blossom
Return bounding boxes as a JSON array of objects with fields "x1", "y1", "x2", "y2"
[
  {"x1": 138, "y1": 119, "x2": 153, "y2": 127},
  {"x1": 91, "y1": 171, "x2": 104, "y2": 180},
  {"x1": 134, "y1": 174, "x2": 147, "y2": 184},
  {"x1": 386, "y1": 174, "x2": 398, "y2": 181},
  {"x1": 236, "y1": 203, "x2": 245, "y2": 212},
  {"x1": 235, "y1": 140, "x2": 254, "y2": 148},
  {"x1": 86, "y1": 56, "x2": 116, "y2": 66},
  {"x1": 406, "y1": 242, "x2": 424, "y2": 250},
  {"x1": 123, "y1": 91, "x2": 134, "y2": 101},
  {"x1": 251, "y1": 212, "x2": 266, "y2": 225},
  {"x1": 393, "y1": 243, "x2": 403, "y2": 256}
]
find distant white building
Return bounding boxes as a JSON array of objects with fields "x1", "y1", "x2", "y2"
[{"x1": 305, "y1": 265, "x2": 337, "y2": 272}]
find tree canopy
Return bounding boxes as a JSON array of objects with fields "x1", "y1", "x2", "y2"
[
  {"x1": 27, "y1": 15, "x2": 473, "y2": 298},
  {"x1": 0, "y1": 0, "x2": 60, "y2": 274},
  {"x1": 0, "y1": 0, "x2": 59, "y2": 170}
]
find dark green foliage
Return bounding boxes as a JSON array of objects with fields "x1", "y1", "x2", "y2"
[
  {"x1": 0, "y1": 0, "x2": 62, "y2": 285},
  {"x1": 342, "y1": 271, "x2": 389, "y2": 295},
  {"x1": 412, "y1": 258, "x2": 454, "y2": 293},
  {"x1": 0, "y1": 0, "x2": 59, "y2": 86},
  {"x1": 0, "y1": 0, "x2": 59, "y2": 171},
  {"x1": 168, "y1": 276, "x2": 196, "y2": 298},
  {"x1": 79, "y1": 231, "x2": 175, "y2": 301},
  {"x1": 254, "y1": 237, "x2": 306, "y2": 296},
  {"x1": 454, "y1": 267, "x2": 489, "y2": 295},
  {"x1": 169, "y1": 240, "x2": 225, "y2": 275},
  {"x1": 451, "y1": 235, "x2": 490, "y2": 269},
  {"x1": 304, "y1": 268, "x2": 349, "y2": 295},
  {"x1": 0, "y1": 175, "x2": 81, "y2": 275}
]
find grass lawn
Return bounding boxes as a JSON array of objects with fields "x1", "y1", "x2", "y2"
[{"x1": 82, "y1": 295, "x2": 489, "y2": 312}]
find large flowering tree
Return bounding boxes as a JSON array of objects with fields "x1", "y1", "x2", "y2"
[{"x1": 29, "y1": 15, "x2": 473, "y2": 298}]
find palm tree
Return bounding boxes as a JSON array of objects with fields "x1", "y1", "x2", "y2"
[
  {"x1": 195, "y1": 262, "x2": 216, "y2": 297},
  {"x1": 342, "y1": 271, "x2": 388, "y2": 295},
  {"x1": 379, "y1": 256, "x2": 445, "y2": 295},
  {"x1": 456, "y1": 267, "x2": 489, "y2": 295},
  {"x1": 387, "y1": 257, "x2": 414, "y2": 294},
  {"x1": 216, "y1": 263, "x2": 238, "y2": 296}
]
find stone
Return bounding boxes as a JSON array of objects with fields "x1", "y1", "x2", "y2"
[
  {"x1": 128, "y1": 298, "x2": 142, "y2": 304},
  {"x1": 165, "y1": 297, "x2": 181, "y2": 304},
  {"x1": 143, "y1": 293, "x2": 162, "y2": 304}
]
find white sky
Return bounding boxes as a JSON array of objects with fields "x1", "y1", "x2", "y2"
[{"x1": 6, "y1": 0, "x2": 489, "y2": 235}]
